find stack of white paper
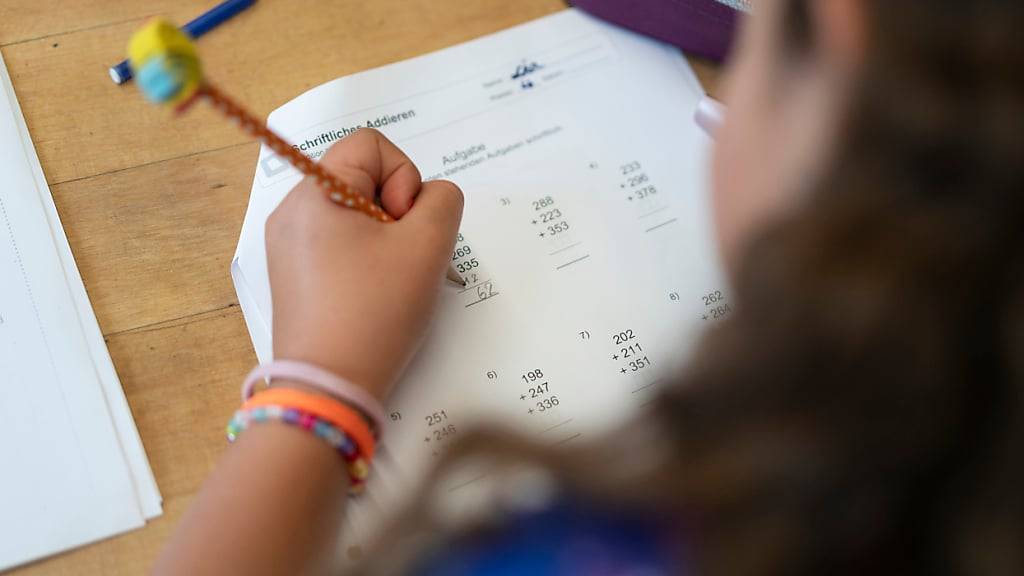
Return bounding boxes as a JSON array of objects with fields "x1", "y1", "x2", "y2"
[{"x1": 0, "y1": 52, "x2": 161, "y2": 571}]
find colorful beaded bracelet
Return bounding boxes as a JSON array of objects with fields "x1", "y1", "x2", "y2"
[
  {"x1": 226, "y1": 405, "x2": 371, "y2": 494},
  {"x1": 244, "y1": 387, "x2": 377, "y2": 459},
  {"x1": 241, "y1": 361, "x2": 386, "y2": 439}
]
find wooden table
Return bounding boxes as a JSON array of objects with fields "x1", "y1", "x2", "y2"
[{"x1": 0, "y1": 1, "x2": 718, "y2": 573}]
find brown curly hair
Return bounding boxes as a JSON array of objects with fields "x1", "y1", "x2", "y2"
[
  {"x1": 359, "y1": 2, "x2": 1024, "y2": 574},
  {"x1": 659, "y1": 1, "x2": 1024, "y2": 573}
]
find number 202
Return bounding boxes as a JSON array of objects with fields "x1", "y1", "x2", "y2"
[{"x1": 613, "y1": 330, "x2": 635, "y2": 345}]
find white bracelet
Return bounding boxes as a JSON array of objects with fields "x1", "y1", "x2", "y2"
[{"x1": 241, "y1": 360, "x2": 386, "y2": 437}]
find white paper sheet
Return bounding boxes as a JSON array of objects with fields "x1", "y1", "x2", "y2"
[
  {"x1": 232, "y1": 9, "x2": 732, "y2": 551},
  {"x1": 0, "y1": 51, "x2": 161, "y2": 571}
]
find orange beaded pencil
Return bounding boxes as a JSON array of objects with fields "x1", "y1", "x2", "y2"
[{"x1": 126, "y1": 18, "x2": 466, "y2": 286}]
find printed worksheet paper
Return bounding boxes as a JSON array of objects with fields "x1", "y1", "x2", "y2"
[{"x1": 232, "y1": 9, "x2": 730, "y2": 554}]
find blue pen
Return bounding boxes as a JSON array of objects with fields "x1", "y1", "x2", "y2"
[{"x1": 108, "y1": 0, "x2": 256, "y2": 85}]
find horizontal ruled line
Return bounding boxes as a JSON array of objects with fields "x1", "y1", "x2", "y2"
[
  {"x1": 556, "y1": 254, "x2": 591, "y2": 270},
  {"x1": 549, "y1": 242, "x2": 583, "y2": 256},
  {"x1": 639, "y1": 206, "x2": 671, "y2": 219},
  {"x1": 552, "y1": 432, "x2": 583, "y2": 446},
  {"x1": 645, "y1": 218, "x2": 679, "y2": 233},
  {"x1": 465, "y1": 293, "x2": 500, "y2": 308},
  {"x1": 541, "y1": 418, "x2": 575, "y2": 434},
  {"x1": 632, "y1": 378, "x2": 664, "y2": 394}
]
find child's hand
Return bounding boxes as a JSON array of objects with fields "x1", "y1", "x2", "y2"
[{"x1": 265, "y1": 129, "x2": 464, "y2": 402}]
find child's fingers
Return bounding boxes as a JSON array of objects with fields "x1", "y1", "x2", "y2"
[
  {"x1": 398, "y1": 179, "x2": 465, "y2": 258},
  {"x1": 318, "y1": 129, "x2": 422, "y2": 218}
]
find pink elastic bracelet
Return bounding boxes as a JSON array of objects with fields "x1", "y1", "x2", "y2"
[{"x1": 241, "y1": 360, "x2": 386, "y2": 438}]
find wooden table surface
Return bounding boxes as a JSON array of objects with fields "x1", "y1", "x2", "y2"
[{"x1": 0, "y1": 1, "x2": 718, "y2": 573}]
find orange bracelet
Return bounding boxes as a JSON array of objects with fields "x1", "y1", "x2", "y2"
[{"x1": 244, "y1": 388, "x2": 377, "y2": 459}]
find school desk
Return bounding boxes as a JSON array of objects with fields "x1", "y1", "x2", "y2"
[{"x1": 0, "y1": 1, "x2": 719, "y2": 573}]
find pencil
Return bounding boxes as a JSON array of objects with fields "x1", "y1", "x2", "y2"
[
  {"x1": 109, "y1": 0, "x2": 256, "y2": 85},
  {"x1": 196, "y1": 85, "x2": 467, "y2": 285},
  {"x1": 128, "y1": 18, "x2": 467, "y2": 287}
]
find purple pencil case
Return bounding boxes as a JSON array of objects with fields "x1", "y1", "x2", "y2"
[{"x1": 571, "y1": 0, "x2": 748, "y2": 61}]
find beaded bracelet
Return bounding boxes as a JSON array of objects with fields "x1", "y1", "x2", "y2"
[
  {"x1": 241, "y1": 361, "x2": 386, "y2": 438},
  {"x1": 226, "y1": 405, "x2": 370, "y2": 494},
  {"x1": 244, "y1": 387, "x2": 377, "y2": 459}
]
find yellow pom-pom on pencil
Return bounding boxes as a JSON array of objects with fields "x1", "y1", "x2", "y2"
[
  {"x1": 126, "y1": 19, "x2": 467, "y2": 286},
  {"x1": 128, "y1": 19, "x2": 203, "y2": 106},
  {"x1": 127, "y1": 18, "x2": 390, "y2": 222}
]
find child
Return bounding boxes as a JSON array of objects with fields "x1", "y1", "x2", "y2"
[{"x1": 154, "y1": 1, "x2": 1024, "y2": 574}]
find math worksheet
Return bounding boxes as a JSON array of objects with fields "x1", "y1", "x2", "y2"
[{"x1": 232, "y1": 9, "x2": 729, "y2": 553}]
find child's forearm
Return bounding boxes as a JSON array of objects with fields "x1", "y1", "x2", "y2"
[
  {"x1": 152, "y1": 422, "x2": 349, "y2": 576},
  {"x1": 152, "y1": 128, "x2": 464, "y2": 575}
]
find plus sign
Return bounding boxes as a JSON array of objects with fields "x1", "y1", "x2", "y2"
[
  {"x1": 702, "y1": 315, "x2": 708, "y2": 321},
  {"x1": 520, "y1": 394, "x2": 526, "y2": 400},
  {"x1": 620, "y1": 368, "x2": 627, "y2": 374},
  {"x1": 531, "y1": 220, "x2": 538, "y2": 225},
  {"x1": 612, "y1": 354, "x2": 619, "y2": 360},
  {"x1": 528, "y1": 408, "x2": 535, "y2": 414},
  {"x1": 424, "y1": 437, "x2": 430, "y2": 443},
  {"x1": 628, "y1": 196, "x2": 634, "y2": 201},
  {"x1": 539, "y1": 232, "x2": 546, "y2": 238}
]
